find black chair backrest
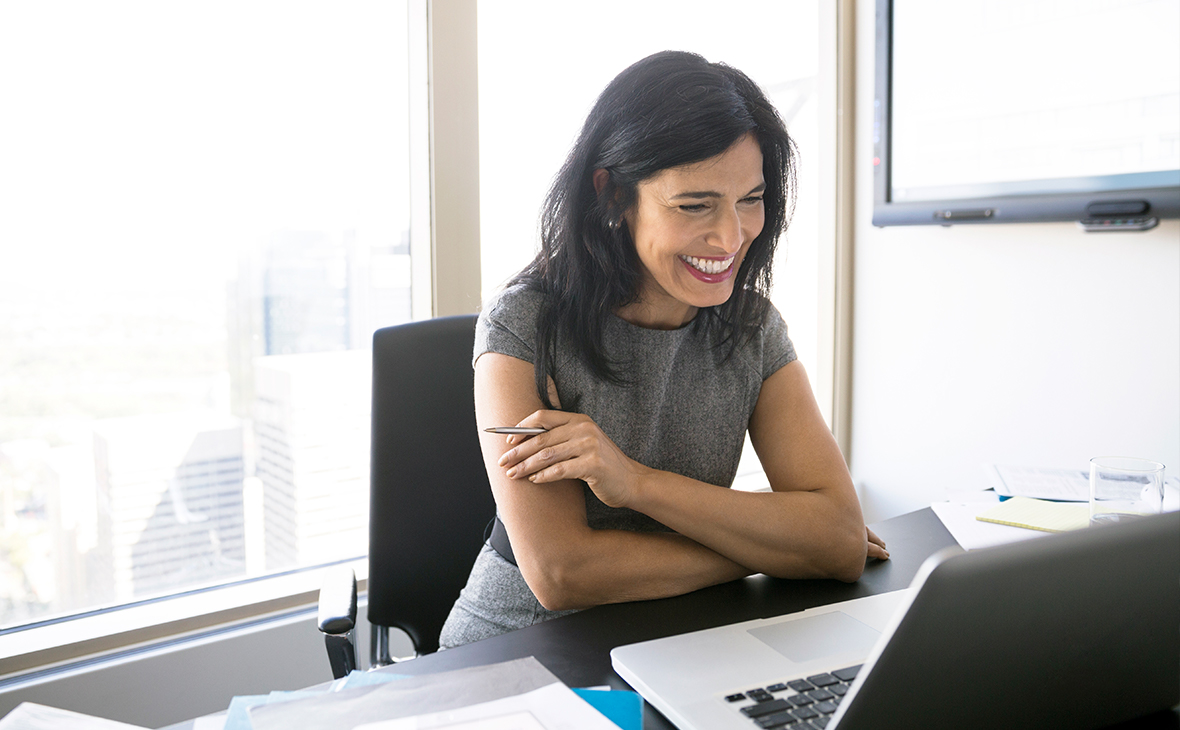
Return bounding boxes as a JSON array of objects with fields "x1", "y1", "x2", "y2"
[{"x1": 367, "y1": 315, "x2": 496, "y2": 655}]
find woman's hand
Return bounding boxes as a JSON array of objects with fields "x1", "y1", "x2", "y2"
[
  {"x1": 498, "y1": 410, "x2": 650, "y2": 509},
  {"x1": 866, "y1": 527, "x2": 889, "y2": 561}
]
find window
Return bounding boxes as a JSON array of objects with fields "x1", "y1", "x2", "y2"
[
  {"x1": 0, "y1": 1, "x2": 415, "y2": 631},
  {"x1": 477, "y1": 1, "x2": 829, "y2": 488}
]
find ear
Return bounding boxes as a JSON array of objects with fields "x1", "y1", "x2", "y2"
[{"x1": 592, "y1": 168, "x2": 609, "y2": 196}]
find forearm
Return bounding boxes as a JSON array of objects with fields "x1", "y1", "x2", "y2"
[
  {"x1": 626, "y1": 468, "x2": 869, "y2": 582},
  {"x1": 517, "y1": 523, "x2": 753, "y2": 611}
]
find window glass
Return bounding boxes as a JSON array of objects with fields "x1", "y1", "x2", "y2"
[
  {"x1": 478, "y1": 1, "x2": 823, "y2": 486},
  {"x1": 0, "y1": 0, "x2": 412, "y2": 628}
]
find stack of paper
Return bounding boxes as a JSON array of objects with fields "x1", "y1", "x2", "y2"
[
  {"x1": 987, "y1": 463, "x2": 1180, "y2": 507},
  {"x1": 987, "y1": 465, "x2": 1091, "y2": 501},
  {"x1": 244, "y1": 657, "x2": 635, "y2": 730},
  {"x1": 930, "y1": 495, "x2": 1046, "y2": 550},
  {"x1": 0, "y1": 658, "x2": 641, "y2": 730},
  {"x1": 0, "y1": 704, "x2": 147, "y2": 730}
]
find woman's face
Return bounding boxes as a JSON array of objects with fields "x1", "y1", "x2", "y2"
[{"x1": 621, "y1": 132, "x2": 766, "y2": 329}]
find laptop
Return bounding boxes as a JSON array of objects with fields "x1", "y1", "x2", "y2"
[{"x1": 611, "y1": 510, "x2": 1180, "y2": 730}]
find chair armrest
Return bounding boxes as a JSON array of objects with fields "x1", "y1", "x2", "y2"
[
  {"x1": 318, "y1": 565, "x2": 357, "y2": 634},
  {"x1": 317, "y1": 566, "x2": 357, "y2": 679}
]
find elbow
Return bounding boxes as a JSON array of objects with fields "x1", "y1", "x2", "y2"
[
  {"x1": 760, "y1": 536, "x2": 866, "y2": 583},
  {"x1": 832, "y1": 556, "x2": 866, "y2": 583},
  {"x1": 521, "y1": 556, "x2": 594, "y2": 612},
  {"x1": 530, "y1": 576, "x2": 574, "y2": 612},
  {"x1": 828, "y1": 525, "x2": 869, "y2": 582},
  {"x1": 818, "y1": 498, "x2": 872, "y2": 582},
  {"x1": 774, "y1": 522, "x2": 866, "y2": 583},
  {"x1": 533, "y1": 590, "x2": 578, "y2": 613}
]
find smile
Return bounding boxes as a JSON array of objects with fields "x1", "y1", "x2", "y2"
[{"x1": 679, "y1": 255, "x2": 735, "y2": 275}]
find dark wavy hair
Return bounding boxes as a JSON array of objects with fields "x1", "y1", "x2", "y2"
[{"x1": 511, "y1": 50, "x2": 798, "y2": 408}]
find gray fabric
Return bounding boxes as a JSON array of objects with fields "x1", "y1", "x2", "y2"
[{"x1": 438, "y1": 285, "x2": 796, "y2": 648}]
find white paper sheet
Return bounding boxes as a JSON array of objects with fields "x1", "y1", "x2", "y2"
[
  {"x1": 0, "y1": 704, "x2": 148, "y2": 730},
  {"x1": 987, "y1": 464, "x2": 1180, "y2": 505},
  {"x1": 248, "y1": 657, "x2": 573, "y2": 730},
  {"x1": 353, "y1": 683, "x2": 618, "y2": 730},
  {"x1": 931, "y1": 498, "x2": 1047, "y2": 550}
]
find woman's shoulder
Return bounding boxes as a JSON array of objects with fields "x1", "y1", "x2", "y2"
[
  {"x1": 752, "y1": 293, "x2": 788, "y2": 338},
  {"x1": 480, "y1": 283, "x2": 547, "y2": 330},
  {"x1": 715, "y1": 293, "x2": 795, "y2": 379},
  {"x1": 705, "y1": 291, "x2": 786, "y2": 341},
  {"x1": 475, "y1": 283, "x2": 548, "y2": 364}
]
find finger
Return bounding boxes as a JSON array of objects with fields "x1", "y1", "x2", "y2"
[
  {"x1": 505, "y1": 441, "x2": 572, "y2": 479},
  {"x1": 867, "y1": 543, "x2": 890, "y2": 561},
  {"x1": 504, "y1": 431, "x2": 542, "y2": 447},
  {"x1": 866, "y1": 527, "x2": 886, "y2": 549},
  {"x1": 526, "y1": 460, "x2": 572, "y2": 484},
  {"x1": 498, "y1": 430, "x2": 557, "y2": 469},
  {"x1": 521, "y1": 409, "x2": 575, "y2": 431},
  {"x1": 489, "y1": 411, "x2": 557, "y2": 448}
]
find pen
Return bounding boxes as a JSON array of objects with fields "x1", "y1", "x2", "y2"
[{"x1": 484, "y1": 427, "x2": 548, "y2": 435}]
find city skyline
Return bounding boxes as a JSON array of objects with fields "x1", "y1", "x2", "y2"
[{"x1": 0, "y1": 228, "x2": 411, "y2": 628}]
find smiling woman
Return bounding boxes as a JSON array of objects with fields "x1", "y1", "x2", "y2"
[
  {"x1": 621, "y1": 133, "x2": 768, "y2": 328},
  {"x1": 438, "y1": 51, "x2": 888, "y2": 649},
  {"x1": 477, "y1": 1, "x2": 829, "y2": 433}
]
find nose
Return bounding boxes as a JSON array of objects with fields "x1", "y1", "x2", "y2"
[{"x1": 708, "y1": 204, "x2": 745, "y2": 254}]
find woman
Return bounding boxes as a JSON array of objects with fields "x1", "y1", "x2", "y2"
[{"x1": 439, "y1": 51, "x2": 888, "y2": 649}]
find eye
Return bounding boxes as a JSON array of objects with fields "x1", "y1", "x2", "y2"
[
  {"x1": 741, "y1": 195, "x2": 764, "y2": 205},
  {"x1": 678, "y1": 204, "x2": 709, "y2": 213}
]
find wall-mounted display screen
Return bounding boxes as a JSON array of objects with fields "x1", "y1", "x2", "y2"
[{"x1": 873, "y1": 0, "x2": 1180, "y2": 228}]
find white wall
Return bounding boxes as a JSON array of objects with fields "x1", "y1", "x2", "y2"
[{"x1": 849, "y1": 0, "x2": 1180, "y2": 523}]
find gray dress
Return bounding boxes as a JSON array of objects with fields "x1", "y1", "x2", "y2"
[{"x1": 438, "y1": 285, "x2": 796, "y2": 648}]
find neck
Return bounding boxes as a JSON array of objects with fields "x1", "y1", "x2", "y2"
[{"x1": 614, "y1": 298, "x2": 698, "y2": 330}]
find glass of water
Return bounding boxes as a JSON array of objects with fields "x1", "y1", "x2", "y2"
[{"x1": 1089, "y1": 457, "x2": 1166, "y2": 526}]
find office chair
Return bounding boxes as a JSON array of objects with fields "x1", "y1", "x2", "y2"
[{"x1": 317, "y1": 315, "x2": 497, "y2": 678}]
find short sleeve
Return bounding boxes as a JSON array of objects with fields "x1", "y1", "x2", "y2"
[
  {"x1": 759, "y1": 302, "x2": 797, "y2": 380},
  {"x1": 473, "y1": 285, "x2": 544, "y2": 368}
]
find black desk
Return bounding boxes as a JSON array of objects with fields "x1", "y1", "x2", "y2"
[
  {"x1": 349, "y1": 507, "x2": 1179, "y2": 730},
  {"x1": 386, "y1": 508, "x2": 945, "y2": 701},
  {"x1": 165, "y1": 507, "x2": 1178, "y2": 729}
]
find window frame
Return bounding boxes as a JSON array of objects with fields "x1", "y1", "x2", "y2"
[{"x1": 0, "y1": 0, "x2": 461, "y2": 678}]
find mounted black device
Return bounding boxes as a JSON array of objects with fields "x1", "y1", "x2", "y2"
[{"x1": 872, "y1": 0, "x2": 1180, "y2": 230}]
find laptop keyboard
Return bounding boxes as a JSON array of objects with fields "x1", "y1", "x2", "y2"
[{"x1": 724, "y1": 664, "x2": 861, "y2": 729}]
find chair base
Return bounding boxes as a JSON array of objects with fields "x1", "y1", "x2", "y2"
[
  {"x1": 325, "y1": 631, "x2": 357, "y2": 678},
  {"x1": 371, "y1": 624, "x2": 396, "y2": 668}
]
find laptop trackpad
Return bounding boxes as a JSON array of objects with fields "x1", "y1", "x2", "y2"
[{"x1": 748, "y1": 611, "x2": 881, "y2": 664}]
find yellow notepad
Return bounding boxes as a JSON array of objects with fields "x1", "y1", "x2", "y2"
[{"x1": 975, "y1": 496, "x2": 1090, "y2": 533}]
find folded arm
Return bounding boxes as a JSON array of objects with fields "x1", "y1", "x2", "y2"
[
  {"x1": 478, "y1": 352, "x2": 884, "y2": 612},
  {"x1": 624, "y1": 359, "x2": 879, "y2": 582},
  {"x1": 476, "y1": 352, "x2": 750, "y2": 611}
]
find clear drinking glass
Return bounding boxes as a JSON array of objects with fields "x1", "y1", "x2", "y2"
[{"x1": 1089, "y1": 457, "x2": 1166, "y2": 526}]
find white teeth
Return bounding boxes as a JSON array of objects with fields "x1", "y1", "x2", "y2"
[{"x1": 681, "y1": 255, "x2": 734, "y2": 275}]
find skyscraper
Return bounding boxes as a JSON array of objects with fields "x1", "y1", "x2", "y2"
[
  {"x1": 253, "y1": 351, "x2": 370, "y2": 571},
  {"x1": 222, "y1": 228, "x2": 410, "y2": 572},
  {"x1": 92, "y1": 412, "x2": 246, "y2": 601}
]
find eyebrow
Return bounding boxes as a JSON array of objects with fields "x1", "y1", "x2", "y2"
[{"x1": 670, "y1": 182, "x2": 766, "y2": 200}]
